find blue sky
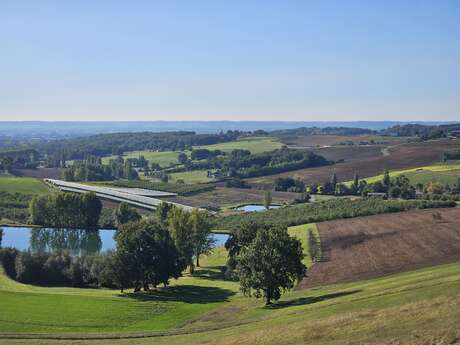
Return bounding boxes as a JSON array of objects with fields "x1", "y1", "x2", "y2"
[{"x1": 0, "y1": 1, "x2": 459, "y2": 121}]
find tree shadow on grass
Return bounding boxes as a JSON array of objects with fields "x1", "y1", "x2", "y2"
[
  {"x1": 191, "y1": 266, "x2": 226, "y2": 281},
  {"x1": 265, "y1": 290, "x2": 361, "y2": 310},
  {"x1": 119, "y1": 285, "x2": 235, "y2": 304}
]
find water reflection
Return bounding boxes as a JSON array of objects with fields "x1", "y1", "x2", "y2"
[
  {"x1": 29, "y1": 228, "x2": 102, "y2": 256},
  {"x1": 2, "y1": 227, "x2": 229, "y2": 257}
]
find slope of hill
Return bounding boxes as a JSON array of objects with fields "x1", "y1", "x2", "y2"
[{"x1": 300, "y1": 208, "x2": 460, "y2": 288}]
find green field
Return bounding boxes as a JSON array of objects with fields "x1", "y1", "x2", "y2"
[
  {"x1": 193, "y1": 137, "x2": 283, "y2": 154},
  {"x1": 2, "y1": 218, "x2": 460, "y2": 344},
  {"x1": 101, "y1": 150, "x2": 182, "y2": 167},
  {"x1": 0, "y1": 177, "x2": 49, "y2": 195},
  {"x1": 101, "y1": 137, "x2": 283, "y2": 168},
  {"x1": 287, "y1": 223, "x2": 319, "y2": 267},
  {"x1": 1, "y1": 256, "x2": 459, "y2": 344},
  {"x1": 345, "y1": 162, "x2": 460, "y2": 186},
  {"x1": 168, "y1": 170, "x2": 213, "y2": 184},
  {"x1": 0, "y1": 247, "x2": 239, "y2": 334}
]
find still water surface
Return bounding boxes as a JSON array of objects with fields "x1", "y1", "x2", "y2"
[
  {"x1": 236, "y1": 204, "x2": 280, "y2": 212},
  {"x1": 1, "y1": 227, "x2": 229, "y2": 256}
]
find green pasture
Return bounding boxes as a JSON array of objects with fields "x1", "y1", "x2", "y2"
[
  {"x1": 101, "y1": 137, "x2": 283, "y2": 168},
  {"x1": 1, "y1": 258, "x2": 459, "y2": 344},
  {"x1": 168, "y1": 170, "x2": 213, "y2": 184},
  {"x1": 0, "y1": 177, "x2": 49, "y2": 195},
  {"x1": 101, "y1": 150, "x2": 181, "y2": 167},
  {"x1": 193, "y1": 137, "x2": 283, "y2": 154},
  {"x1": 0, "y1": 247, "x2": 239, "y2": 334}
]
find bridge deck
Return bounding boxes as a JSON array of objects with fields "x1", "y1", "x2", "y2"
[{"x1": 44, "y1": 179, "x2": 194, "y2": 211}]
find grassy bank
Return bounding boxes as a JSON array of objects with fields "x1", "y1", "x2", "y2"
[{"x1": 1, "y1": 259, "x2": 459, "y2": 344}]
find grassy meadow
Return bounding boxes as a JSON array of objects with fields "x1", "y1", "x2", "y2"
[
  {"x1": 0, "y1": 246, "x2": 239, "y2": 334},
  {"x1": 168, "y1": 170, "x2": 213, "y2": 184},
  {"x1": 1, "y1": 257, "x2": 459, "y2": 344},
  {"x1": 101, "y1": 137, "x2": 283, "y2": 168},
  {"x1": 193, "y1": 137, "x2": 283, "y2": 154},
  {"x1": 101, "y1": 150, "x2": 181, "y2": 167},
  {"x1": 0, "y1": 177, "x2": 49, "y2": 195}
]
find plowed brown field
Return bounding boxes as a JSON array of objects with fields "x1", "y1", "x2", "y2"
[
  {"x1": 249, "y1": 138, "x2": 460, "y2": 187},
  {"x1": 299, "y1": 207, "x2": 460, "y2": 289}
]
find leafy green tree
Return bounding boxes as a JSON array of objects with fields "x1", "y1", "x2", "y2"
[
  {"x1": 382, "y1": 170, "x2": 391, "y2": 192},
  {"x1": 455, "y1": 177, "x2": 460, "y2": 194},
  {"x1": 156, "y1": 202, "x2": 173, "y2": 224},
  {"x1": 263, "y1": 190, "x2": 272, "y2": 210},
  {"x1": 115, "y1": 219, "x2": 182, "y2": 291},
  {"x1": 82, "y1": 192, "x2": 102, "y2": 228},
  {"x1": 189, "y1": 209, "x2": 215, "y2": 267},
  {"x1": 331, "y1": 173, "x2": 338, "y2": 189},
  {"x1": 167, "y1": 206, "x2": 194, "y2": 272},
  {"x1": 351, "y1": 172, "x2": 360, "y2": 195},
  {"x1": 177, "y1": 152, "x2": 188, "y2": 165},
  {"x1": 308, "y1": 230, "x2": 318, "y2": 262},
  {"x1": 236, "y1": 225, "x2": 306, "y2": 305},
  {"x1": 29, "y1": 192, "x2": 102, "y2": 228},
  {"x1": 29, "y1": 195, "x2": 51, "y2": 226},
  {"x1": 115, "y1": 202, "x2": 141, "y2": 226}
]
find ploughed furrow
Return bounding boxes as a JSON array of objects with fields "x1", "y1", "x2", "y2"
[{"x1": 300, "y1": 208, "x2": 460, "y2": 289}]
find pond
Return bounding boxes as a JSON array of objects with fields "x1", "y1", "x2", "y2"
[
  {"x1": 236, "y1": 204, "x2": 280, "y2": 212},
  {"x1": 0, "y1": 227, "x2": 229, "y2": 256}
]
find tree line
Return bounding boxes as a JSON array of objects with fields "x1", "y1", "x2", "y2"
[
  {"x1": 2, "y1": 201, "x2": 307, "y2": 305},
  {"x1": 172, "y1": 147, "x2": 331, "y2": 179},
  {"x1": 216, "y1": 198, "x2": 456, "y2": 231},
  {"x1": 2, "y1": 204, "x2": 215, "y2": 291},
  {"x1": 63, "y1": 156, "x2": 138, "y2": 182},
  {"x1": 0, "y1": 148, "x2": 39, "y2": 171},
  {"x1": 37, "y1": 130, "x2": 242, "y2": 166},
  {"x1": 30, "y1": 192, "x2": 102, "y2": 228}
]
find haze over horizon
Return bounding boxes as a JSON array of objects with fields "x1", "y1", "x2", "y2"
[{"x1": 1, "y1": 1, "x2": 459, "y2": 122}]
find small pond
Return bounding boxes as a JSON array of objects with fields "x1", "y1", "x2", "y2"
[
  {"x1": 1, "y1": 227, "x2": 229, "y2": 256},
  {"x1": 236, "y1": 204, "x2": 280, "y2": 212}
]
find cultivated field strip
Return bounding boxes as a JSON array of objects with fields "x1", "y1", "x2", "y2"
[
  {"x1": 249, "y1": 138, "x2": 460, "y2": 186},
  {"x1": 300, "y1": 208, "x2": 460, "y2": 288}
]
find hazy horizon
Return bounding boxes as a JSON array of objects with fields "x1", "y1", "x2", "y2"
[{"x1": 1, "y1": 1, "x2": 459, "y2": 122}]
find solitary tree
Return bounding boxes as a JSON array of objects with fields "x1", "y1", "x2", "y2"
[
  {"x1": 382, "y1": 170, "x2": 391, "y2": 192},
  {"x1": 236, "y1": 225, "x2": 306, "y2": 305},
  {"x1": 330, "y1": 173, "x2": 338, "y2": 189},
  {"x1": 308, "y1": 230, "x2": 318, "y2": 262},
  {"x1": 115, "y1": 202, "x2": 141, "y2": 226},
  {"x1": 263, "y1": 190, "x2": 272, "y2": 210},
  {"x1": 189, "y1": 209, "x2": 215, "y2": 267},
  {"x1": 351, "y1": 172, "x2": 360, "y2": 194}
]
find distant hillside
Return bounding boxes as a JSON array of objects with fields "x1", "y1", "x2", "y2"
[{"x1": 0, "y1": 121, "x2": 455, "y2": 141}]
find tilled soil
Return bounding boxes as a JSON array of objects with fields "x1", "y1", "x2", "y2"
[
  {"x1": 249, "y1": 138, "x2": 460, "y2": 187},
  {"x1": 299, "y1": 208, "x2": 460, "y2": 289}
]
